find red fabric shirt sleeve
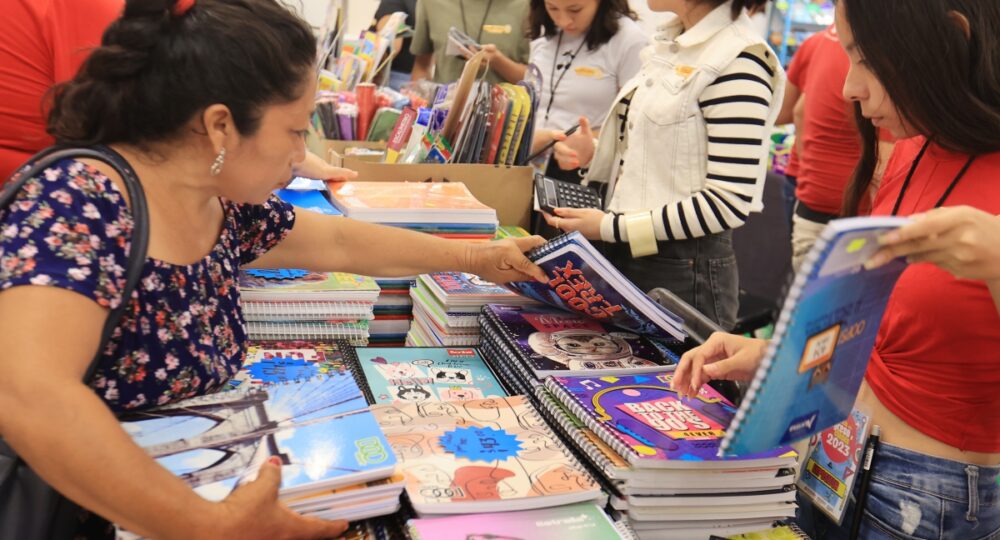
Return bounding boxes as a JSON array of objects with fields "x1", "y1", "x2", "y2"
[{"x1": 0, "y1": 0, "x2": 123, "y2": 180}]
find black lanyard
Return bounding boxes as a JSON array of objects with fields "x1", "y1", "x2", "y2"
[
  {"x1": 545, "y1": 32, "x2": 588, "y2": 122},
  {"x1": 459, "y1": 0, "x2": 494, "y2": 43},
  {"x1": 891, "y1": 140, "x2": 977, "y2": 216}
]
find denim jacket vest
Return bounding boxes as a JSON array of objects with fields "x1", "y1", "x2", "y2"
[{"x1": 585, "y1": 2, "x2": 786, "y2": 215}]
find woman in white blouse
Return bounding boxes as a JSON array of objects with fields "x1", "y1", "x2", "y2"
[
  {"x1": 545, "y1": 0, "x2": 784, "y2": 329},
  {"x1": 528, "y1": 0, "x2": 648, "y2": 183}
]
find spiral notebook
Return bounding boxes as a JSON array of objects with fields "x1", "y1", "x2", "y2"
[
  {"x1": 343, "y1": 346, "x2": 507, "y2": 405},
  {"x1": 242, "y1": 300, "x2": 375, "y2": 322},
  {"x1": 506, "y1": 232, "x2": 685, "y2": 342},
  {"x1": 545, "y1": 372, "x2": 797, "y2": 470},
  {"x1": 369, "y1": 395, "x2": 602, "y2": 515},
  {"x1": 246, "y1": 320, "x2": 369, "y2": 343},
  {"x1": 720, "y1": 216, "x2": 910, "y2": 457},
  {"x1": 406, "y1": 503, "x2": 633, "y2": 540}
]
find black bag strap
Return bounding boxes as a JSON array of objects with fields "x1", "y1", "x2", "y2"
[{"x1": 1, "y1": 146, "x2": 149, "y2": 382}]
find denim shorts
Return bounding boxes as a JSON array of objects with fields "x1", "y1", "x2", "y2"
[
  {"x1": 599, "y1": 230, "x2": 738, "y2": 330},
  {"x1": 797, "y1": 442, "x2": 1000, "y2": 539}
]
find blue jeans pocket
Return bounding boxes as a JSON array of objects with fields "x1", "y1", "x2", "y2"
[{"x1": 707, "y1": 254, "x2": 738, "y2": 331}]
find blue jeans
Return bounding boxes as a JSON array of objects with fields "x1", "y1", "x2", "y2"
[
  {"x1": 599, "y1": 231, "x2": 739, "y2": 330},
  {"x1": 797, "y1": 442, "x2": 1000, "y2": 539}
]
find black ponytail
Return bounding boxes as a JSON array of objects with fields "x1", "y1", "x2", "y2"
[{"x1": 48, "y1": 0, "x2": 316, "y2": 148}]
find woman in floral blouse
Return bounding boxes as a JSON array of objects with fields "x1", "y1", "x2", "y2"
[{"x1": 0, "y1": 0, "x2": 546, "y2": 538}]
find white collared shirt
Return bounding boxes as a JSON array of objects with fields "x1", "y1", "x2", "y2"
[{"x1": 529, "y1": 16, "x2": 648, "y2": 133}]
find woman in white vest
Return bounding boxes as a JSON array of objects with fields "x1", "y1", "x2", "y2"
[
  {"x1": 527, "y1": 0, "x2": 648, "y2": 183},
  {"x1": 545, "y1": 0, "x2": 784, "y2": 329}
]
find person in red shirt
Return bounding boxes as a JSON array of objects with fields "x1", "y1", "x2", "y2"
[
  {"x1": 0, "y1": 0, "x2": 352, "y2": 182},
  {"x1": 0, "y1": 0, "x2": 123, "y2": 179},
  {"x1": 784, "y1": 26, "x2": 859, "y2": 269},
  {"x1": 672, "y1": 0, "x2": 1000, "y2": 538}
]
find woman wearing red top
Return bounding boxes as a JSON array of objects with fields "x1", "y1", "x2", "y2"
[{"x1": 673, "y1": 0, "x2": 1000, "y2": 538}]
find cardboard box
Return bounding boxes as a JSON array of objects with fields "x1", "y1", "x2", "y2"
[{"x1": 320, "y1": 140, "x2": 535, "y2": 229}]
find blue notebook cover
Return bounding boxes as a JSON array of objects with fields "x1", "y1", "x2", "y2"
[
  {"x1": 349, "y1": 346, "x2": 507, "y2": 405},
  {"x1": 121, "y1": 373, "x2": 397, "y2": 500},
  {"x1": 506, "y1": 232, "x2": 685, "y2": 342},
  {"x1": 721, "y1": 216, "x2": 910, "y2": 456},
  {"x1": 276, "y1": 188, "x2": 342, "y2": 216}
]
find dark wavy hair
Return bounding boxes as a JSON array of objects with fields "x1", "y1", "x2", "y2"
[
  {"x1": 47, "y1": 0, "x2": 316, "y2": 148},
  {"x1": 700, "y1": 0, "x2": 770, "y2": 20},
  {"x1": 527, "y1": 0, "x2": 638, "y2": 51},
  {"x1": 840, "y1": 0, "x2": 1000, "y2": 215}
]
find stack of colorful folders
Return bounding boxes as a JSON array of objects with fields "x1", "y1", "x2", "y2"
[
  {"x1": 327, "y1": 181, "x2": 497, "y2": 240},
  {"x1": 538, "y1": 372, "x2": 799, "y2": 539},
  {"x1": 239, "y1": 269, "x2": 379, "y2": 344},
  {"x1": 121, "y1": 341, "x2": 403, "y2": 524},
  {"x1": 407, "y1": 272, "x2": 536, "y2": 347}
]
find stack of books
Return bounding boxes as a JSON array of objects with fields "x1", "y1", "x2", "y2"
[
  {"x1": 344, "y1": 346, "x2": 509, "y2": 405},
  {"x1": 369, "y1": 394, "x2": 604, "y2": 517},
  {"x1": 478, "y1": 303, "x2": 682, "y2": 397},
  {"x1": 121, "y1": 342, "x2": 403, "y2": 523},
  {"x1": 327, "y1": 181, "x2": 498, "y2": 240},
  {"x1": 407, "y1": 272, "x2": 536, "y2": 347},
  {"x1": 239, "y1": 269, "x2": 380, "y2": 344},
  {"x1": 406, "y1": 503, "x2": 637, "y2": 540},
  {"x1": 539, "y1": 373, "x2": 798, "y2": 539},
  {"x1": 368, "y1": 276, "x2": 417, "y2": 347}
]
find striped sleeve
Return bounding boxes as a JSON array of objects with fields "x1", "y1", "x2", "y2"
[{"x1": 603, "y1": 48, "x2": 775, "y2": 243}]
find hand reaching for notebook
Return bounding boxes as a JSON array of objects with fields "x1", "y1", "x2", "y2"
[
  {"x1": 866, "y1": 205, "x2": 1000, "y2": 282},
  {"x1": 464, "y1": 236, "x2": 548, "y2": 284},
  {"x1": 211, "y1": 457, "x2": 348, "y2": 540},
  {"x1": 671, "y1": 332, "x2": 767, "y2": 399}
]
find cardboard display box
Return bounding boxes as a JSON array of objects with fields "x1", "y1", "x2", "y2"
[{"x1": 316, "y1": 139, "x2": 535, "y2": 229}]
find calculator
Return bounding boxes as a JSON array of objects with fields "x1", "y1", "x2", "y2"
[{"x1": 534, "y1": 173, "x2": 603, "y2": 214}]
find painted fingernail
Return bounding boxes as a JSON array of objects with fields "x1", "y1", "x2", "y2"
[{"x1": 268, "y1": 456, "x2": 282, "y2": 466}]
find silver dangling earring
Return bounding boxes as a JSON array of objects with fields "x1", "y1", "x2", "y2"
[{"x1": 210, "y1": 148, "x2": 226, "y2": 176}]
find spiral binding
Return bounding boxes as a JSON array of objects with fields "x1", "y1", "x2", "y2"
[
  {"x1": 338, "y1": 343, "x2": 376, "y2": 405},
  {"x1": 613, "y1": 519, "x2": 641, "y2": 540},
  {"x1": 719, "y1": 226, "x2": 835, "y2": 455},
  {"x1": 525, "y1": 231, "x2": 576, "y2": 261},
  {"x1": 544, "y1": 378, "x2": 645, "y2": 468},
  {"x1": 242, "y1": 300, "x2": 374, "y2": 322},
  {"x1": 478, "y1": 333, "x2": 532, "y2": 397},
  {"x1": 534, "y1": 386, "x2": 630, "y2": 482},
  {"x1": 478, "y1": 310, "x2": 541, "y2": 394},
  {"x1": 246, "y1": 321, "x2": 369, "y2": 341}
]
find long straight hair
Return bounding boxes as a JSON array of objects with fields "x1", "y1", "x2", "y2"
[{"x1": 840, "y1": 0, "x2": 1000, "y2": 215}]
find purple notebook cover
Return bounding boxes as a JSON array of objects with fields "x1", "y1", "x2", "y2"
[{"x1": 551, "y1": 372, "x2": 791, "y2": 463}]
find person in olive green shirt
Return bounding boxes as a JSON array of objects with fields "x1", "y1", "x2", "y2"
[{"x1": 410, "y1": 0, "x2": 530, "y2": 84}]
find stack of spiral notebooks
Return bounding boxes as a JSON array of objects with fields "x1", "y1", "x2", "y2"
[{"x1": 239, "y1": 269, "x2": 380, "y2": 344}]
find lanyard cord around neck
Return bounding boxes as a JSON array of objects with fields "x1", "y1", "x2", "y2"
[
  {"x1": 459, "y1": 0, "x2": 495, "y2": 43},
  {"x1": 891, "y1": 139, "x2": 977, "y2": 216},
  {"x1": 545, "y1": 31, "x2": 588, "y2": 122}
]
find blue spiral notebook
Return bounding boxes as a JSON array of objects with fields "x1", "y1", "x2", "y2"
[
  {"x1": 506, "y1": 231, "x2": 685, "y2": 343},
  {"x1": 720, "y1": 216, "x2": 910, "y2": 456}
]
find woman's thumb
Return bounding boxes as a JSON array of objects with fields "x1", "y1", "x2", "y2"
[
  {"x1": 579, "y1": 116, "x2": 592, "y2": 136},
  {"x1": 253, "y1": 456, "x2": 284, "y2": 493}
]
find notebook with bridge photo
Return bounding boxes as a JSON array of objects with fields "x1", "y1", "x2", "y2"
[
  {"x1": 721, "y1": 216, "x2": 910, "y2": 457},
  {"x1": 506, "y1": 231, "x2": 686, "y2": 343}
]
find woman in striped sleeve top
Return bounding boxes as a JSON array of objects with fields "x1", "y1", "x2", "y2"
[{"x1": 545, "y1": 0, "x2": 783, "y2": 329}]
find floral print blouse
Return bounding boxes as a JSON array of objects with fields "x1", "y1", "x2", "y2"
[{"x1": 0, "y1": 158, "x2": 296, "y2": 413}]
